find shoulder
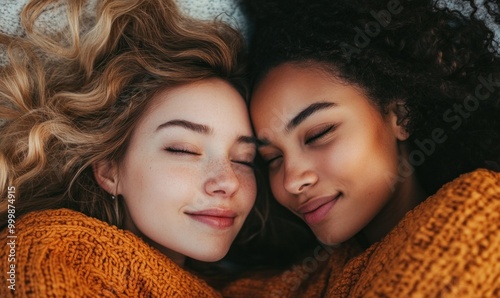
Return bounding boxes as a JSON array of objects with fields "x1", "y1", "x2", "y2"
[
  {"x1": 410, "y1": 168, "x2": 499, "y2": 225},
  {"x1": 354, "y1": 169, "x2": 500, "y2": 296},
  {"x1": 434, "y1": 168, "x2": 499, "y2": 201},
  {"x1": 411, "y1": 168, "x2": 499, "y2": 232},
  {"x1": 0, "y1": 208, "x2": 221, "y2": 297},
  {"x1": 8, "y1": 208, "x2": 130, "y2": 246}
]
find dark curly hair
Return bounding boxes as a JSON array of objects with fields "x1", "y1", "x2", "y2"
[{"x1": 243, "y1": 0, "x2": 500, "y2": 194}]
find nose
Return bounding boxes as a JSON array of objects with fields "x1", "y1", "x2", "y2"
[
  {"x1": 204, "y1": 160, "x2": 240, "y2": 198},
  {"x1": 283, "y1": 159, "x2": 318, "y2": 195}
]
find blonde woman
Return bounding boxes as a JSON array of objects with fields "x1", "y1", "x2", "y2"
[{"x1": 0, "y1": 0, "x2": 260, "y2": 296}]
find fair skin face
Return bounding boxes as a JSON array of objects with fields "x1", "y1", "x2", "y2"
[
  {"x1": 95, "y1": 78, "x2": 257, "y2": 266},
  {"x1": 251, "y1": 63, "x2": 425, "y2": 245}
]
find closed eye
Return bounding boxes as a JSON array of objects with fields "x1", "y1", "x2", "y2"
[
  {"x1": 305, "y1": 125, "x2": 335, "y2": 145},
  {"x1": 264, "y1": 155, "x2": 282, "y2": 166},
  {"x1": 165, "y1": 147, "x2": 200, "y2": 155},
  {"x1": 233, "y1": 160, "x2": 255, "y2": 168}
]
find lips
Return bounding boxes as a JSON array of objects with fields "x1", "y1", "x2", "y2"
[
  {"x1": 297, "y1": 194, "x2": 341, "y2": 226},
  {"x1": 185, "y1": 209, "x2": 237, "y2": 229}
]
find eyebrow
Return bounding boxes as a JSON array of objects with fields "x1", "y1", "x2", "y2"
[
  {"x1": 237, "y1": 135, "x2": 259, "y2": 146},
  {"x1": 156, "y1": 119, "x2": 257, "y2": 145},
  {"x1": 156, "y1": 119, "x2": 212, "y2": 134},
  {"x1": 256, "y1": 101, "x2": 336, "y2": 147},
  {"x1": 285, "y1": 102, "x2": 336, "y2": 133}
]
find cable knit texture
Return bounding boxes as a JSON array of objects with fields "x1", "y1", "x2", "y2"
[
  {"x1": 223, "y1": 169, "x2": 500, "y2": 297},
  {"x1": 0, "y1": 208, "x2": 221, "y2": 297}
]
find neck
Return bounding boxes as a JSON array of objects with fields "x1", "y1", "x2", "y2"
[
  {"x1": 361, "y1": 172, "x2": 427, "y2": 246},
  {"x1": 150, "y1": 242, "x2": 187, "y2": 267}
]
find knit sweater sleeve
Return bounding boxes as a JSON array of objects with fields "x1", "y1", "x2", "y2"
[
  {"x1": 352, "y1": 169, "x2": 500, "y2": 297},
  {"x1": 0, "y1": 208, "x2": 221, "y2": 297}
]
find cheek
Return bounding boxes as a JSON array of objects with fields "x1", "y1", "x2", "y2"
[
  {"x1": 123, "y1": 160, "x2": 199, "y2": 206},
  {"x1": 157, "y1": 165, "x2": 206, "y2": 205},
  {"x1": 118, "y1": 155, "x2": 147, "y2": 196},
  {"x1": 311, "y1": 140, "x2": 360, "y2": 185},
  {"x1": 327, "y1": 132, "x2": 399, "y2": 196},
  {"x1": 239, "y1": 172, "x2": 258, "y2": 210},
  {"x1": 321, "y1": 128, "x2": 394, "y2": 176}
]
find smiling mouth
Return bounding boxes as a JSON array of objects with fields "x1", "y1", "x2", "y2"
[
  {"x1": 185, "y1": 209, "x2": 236, "y2": 229},
  {"x1": 298, "y1": 194, "x2": 341, "y2": 226}
]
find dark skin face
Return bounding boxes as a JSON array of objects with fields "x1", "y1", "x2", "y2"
[{"x1": 251, "y1": 63, "x2": 425, "y2": 245}]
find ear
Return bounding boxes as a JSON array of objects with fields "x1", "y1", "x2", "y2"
[
  {"x1": 93, "y1": 160, "x2": 119, "y2": 195},
  {"x1": 388, "y1": 101, "x2": 410, "y2": 141}
]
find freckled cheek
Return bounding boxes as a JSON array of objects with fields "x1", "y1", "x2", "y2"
[{"x1": 238, "y1": 173, "x2": 258, "y2": 210}]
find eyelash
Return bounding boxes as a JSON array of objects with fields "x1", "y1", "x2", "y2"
[
  {"x1": 165, "y1": 147, "x2": 199, "y2": 155},
  {"x1": 263, "y1": 125, "x2": 336, "y2": 166},
  {"x1": 166, "y1": 147, "x2": 255, "y2": 168},
  {"x1": 234, "y1": 160, "x2": 255, "y2": 168},
  {"x1": 305, "y1": 125, "x2": 335, "y2": 145},
  {"x1": 265, "y1": 156, "x2": 281, "y2": 166}
]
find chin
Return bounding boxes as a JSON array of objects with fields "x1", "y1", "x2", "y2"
[
  {"x1": 316, "y1": 231, "x2": 350, "y2": 246},
  {"x1": 188, "y1": 246, "x2": 230, "y2": 263}
]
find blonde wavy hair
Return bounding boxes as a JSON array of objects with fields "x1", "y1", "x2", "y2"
[{"x1": 0, "y1": 0, "x2": 247, "y2": 229}]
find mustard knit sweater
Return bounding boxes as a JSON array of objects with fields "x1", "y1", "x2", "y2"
[
  {"x1": 223, "y1": 169, "x2": 500, "y2": 297},
  {"x1": 0, "y1": 208, "x2": 221, "y2": 297}
]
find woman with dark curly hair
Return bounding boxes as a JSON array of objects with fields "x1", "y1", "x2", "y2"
[{"x1": 223, "y1": 0, "x2": 500, "y2": 296}]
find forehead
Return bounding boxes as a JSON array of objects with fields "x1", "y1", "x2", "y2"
[
  {"x1": 153, "y1": 80, "x2": 239, "y2": 112},
  {"x1": 255, "y1": 63, "x2": 329, "y2": 92},
  {"x1": 249, "y1": 64, "x2": 338, "y2": 126},
  {"x1": 139, "y1": 78, "x2": 252, "y2": 130},
  {"x1": 249, "y1": 64, "x2": 382, "y2": 139},
  {"x1": 134, "y1": 79, "x2": 252, "y2": 135},
  {"x1": 252, "y1": 64, "x2": 337, "y2": 107}
]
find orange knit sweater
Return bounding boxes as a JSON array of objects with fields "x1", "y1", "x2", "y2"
[
  {"x1": 223, "y1": 169, "x2": 500, "y2": 297},
  {"x1": 0, "y1": 208, "x2": 221, "y2": 297}
]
